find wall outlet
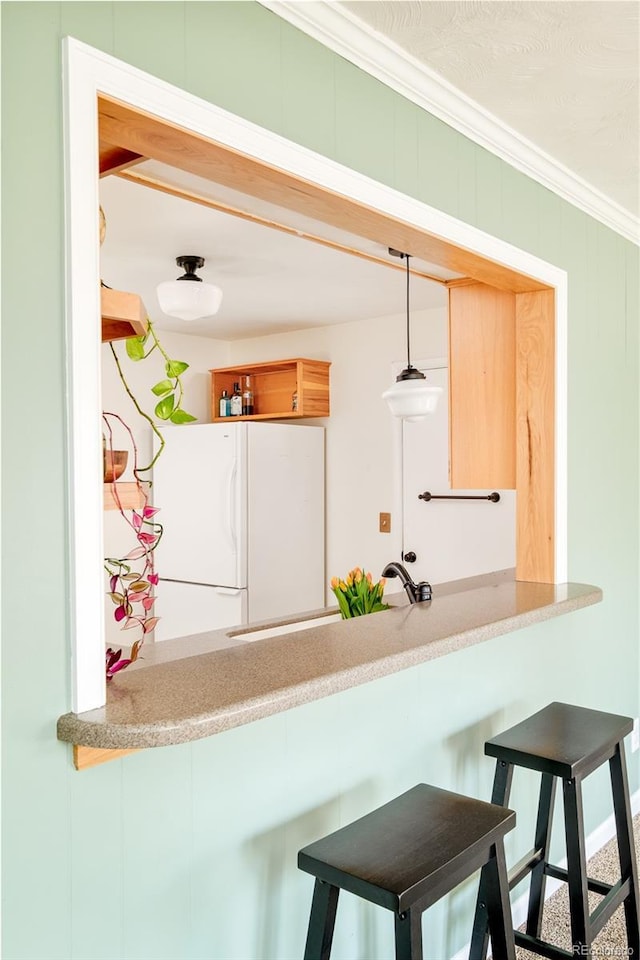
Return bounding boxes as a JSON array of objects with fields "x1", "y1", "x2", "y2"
[
  {"x1": 379, "y1": 512, "x2": 391, "y2": 533},
  {"x1": 632, "y1": 718, "x2": 640, "y2": 753}
]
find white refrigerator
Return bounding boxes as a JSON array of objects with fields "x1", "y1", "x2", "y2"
[{"x1": 152, "y1": 421, "x2": 325, "y2": 641}]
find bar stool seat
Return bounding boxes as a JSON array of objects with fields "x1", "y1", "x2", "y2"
[
  {"x1": 298, "y1": 783, "x2": 517, "y2": 960},
  {"x1": 471, "y1": 701, "x2": 640, "y2": 960}
]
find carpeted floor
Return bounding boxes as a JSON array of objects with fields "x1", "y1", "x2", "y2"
[{"x1": 516, "y1": 813, "x2": 640, "y2": 958}]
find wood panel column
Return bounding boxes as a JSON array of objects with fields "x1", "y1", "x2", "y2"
[
  {"x1": 448, "y1": 283, "x2": 556, "y2": 583},
  {"x1": 515, "y1": 290, "x2": 555, "y2": 582},
  {"x1": 449, "y1": 282, "x2": 516, "y2": 489}
]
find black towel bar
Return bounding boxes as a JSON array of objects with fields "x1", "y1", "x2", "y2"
[{"x1": 418, "y1": 491, "x2": 501, "y2": 503}]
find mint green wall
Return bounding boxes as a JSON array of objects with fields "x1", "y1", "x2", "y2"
[{"x1": 2, "y1": 4, "x2": 638, "y2": 958}]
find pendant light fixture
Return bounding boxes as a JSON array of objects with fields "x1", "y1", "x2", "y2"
[
  {"x1": 382, "y1": 248, "x2": 442, "y2": 421},
  {"x1": 156, "y1": 255, "x2": 223, "y2": 321}
]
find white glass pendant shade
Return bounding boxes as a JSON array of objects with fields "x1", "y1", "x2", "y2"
[
  {"x1": 156, "y1": 279, "x2": 223, "y2": 321},
  {"x1": 156, "y1": 255, "x2": 222, "y2": 321},
  {"x1": 382, "y1": 373, "x2": 442, "y2": 422}
]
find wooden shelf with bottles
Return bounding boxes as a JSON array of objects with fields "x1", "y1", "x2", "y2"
[
  {"x1": 210, "y1": 358, "x2": 331, "y2": 422},
  {"x1": 101, "y1": 286, "x2": 148, "y2": 343}
]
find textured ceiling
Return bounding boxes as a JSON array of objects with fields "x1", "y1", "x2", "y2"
[{"x1": 339, "y1": 1, "x2": 639, "y2": 217}]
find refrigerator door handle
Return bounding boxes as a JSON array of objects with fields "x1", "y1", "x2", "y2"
[
  {"x1": 215, "y1": 587, "x2": 242, "y2": 596},
  {"x1": 225, "y1": 458, "x2": 238, "y2": 553}
]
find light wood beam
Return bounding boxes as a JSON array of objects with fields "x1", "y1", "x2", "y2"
[
  {"x1": 98, "y1": 95, "x2": 549, "y2": 295},
  {"x1": 118, "y1": 169, "x2": 449, "y2": 286}
]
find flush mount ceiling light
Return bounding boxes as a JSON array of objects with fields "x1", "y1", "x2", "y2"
[
  {"x1": 382, "y1": 248, "x2": 443, "y2": 422},
  {"x1": 156, "y1": 255, "x2": 223, "y2": 321}
]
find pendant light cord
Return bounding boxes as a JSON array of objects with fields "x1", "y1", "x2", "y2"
[{"x1": 405, "y1": 252, "x2": 412, "y2": 370}]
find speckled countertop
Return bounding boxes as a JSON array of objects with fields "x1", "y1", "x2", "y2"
[{"x1": 57, "y1": 573, "x2": 601, "y2": 749}]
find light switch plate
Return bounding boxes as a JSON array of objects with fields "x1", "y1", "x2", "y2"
[{"x1": 379, "y1": 512, "x2": 391, "y2": 533}]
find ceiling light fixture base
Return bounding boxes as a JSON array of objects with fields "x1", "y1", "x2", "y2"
[
  {"x1": 396, "y1": 365, "x2": 426, "y2": 382},
  {"x1": 175, "y1": 255, "x2": 205, "y2": 281}
]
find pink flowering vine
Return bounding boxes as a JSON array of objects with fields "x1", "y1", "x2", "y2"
[{"x1": 103, "y1": 413, "x2": 164, "y2": 680}]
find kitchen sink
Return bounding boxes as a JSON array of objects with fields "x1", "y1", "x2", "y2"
[{"x1": 230, "y1": 612, "x2": 342, "y2": 643}]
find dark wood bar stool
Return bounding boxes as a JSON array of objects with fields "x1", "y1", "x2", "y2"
[
  {"x1": 470, "y1": 701, "x2": 640, "y2": 960},
  {"x1": 298, "y1": 783, "x2": 517, "y2": 960}
]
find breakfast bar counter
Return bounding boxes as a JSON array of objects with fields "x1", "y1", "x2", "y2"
[{"x1": 57, "y1": 573, "x2": 601, "y2": 750}]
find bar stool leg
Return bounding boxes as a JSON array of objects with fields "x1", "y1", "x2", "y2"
[
  {"x1": 526, "y1": 772, "x2": 557, "y2": 938},
  {"x1": 484, "y1": 841, "x2": 516, "y2": 960},
  {"x1": 609, "y1": 742, "x2": 640, "y2": 956},
  {"x1": 394, "y1": 908, "x2": 423, "y2": 960},
  {"x1": 562, "y1": 776, "x2": 592, "y2": 955},
  {"x1": 470, "y1": 761, "x2": 514, "y2": 960},
  {"x1": 303, "y1": 879, "x2": 340, "y2": 960}
]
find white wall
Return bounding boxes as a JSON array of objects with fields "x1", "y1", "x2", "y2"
[{"x1": 228, "y1": 305, "x2": 449, "y2": 600}]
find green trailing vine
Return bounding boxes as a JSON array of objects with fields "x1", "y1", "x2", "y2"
[
  {"x1": 125, "y1": 321, "x2": 196, "y2": 424},
  {"x1": 109, "y1": 320, "x2": 197, "y2": 476}
]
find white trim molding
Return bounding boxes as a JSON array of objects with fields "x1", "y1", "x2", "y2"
[
  {"x1": 63, "y1": 38, "x2": 568, "y2": 712},
  {"x1": 259, "y1": 0, "x2": 639, "y2": 246}
]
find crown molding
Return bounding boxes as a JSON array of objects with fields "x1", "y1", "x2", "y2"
[{"x1": 260, "y1": 0, "x2": 639, "y2": 246}]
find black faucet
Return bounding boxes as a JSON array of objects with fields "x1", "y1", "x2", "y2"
[{"x1": 381, "y1": 562, "x2": 432, "y2": 603}]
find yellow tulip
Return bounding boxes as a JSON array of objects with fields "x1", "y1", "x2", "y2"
[{"x1": 330, "y1": 576, "x2": 339, "y2": 589}]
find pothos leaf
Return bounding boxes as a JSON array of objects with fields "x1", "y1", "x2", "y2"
[
  {"x1": 169, "y1": 409, "x2": 197, "y2": 424},
  {"x1": 151, "y1": 379, "x2": 174, "y2": 397},
  {"x1": 125, "y1": 336, "x2": 146, "y2": 361},
  {"x1": 155, "y1": 394, "x2": 175, "y2": 420},
  {"x1": 165, "y1": 359, "x2": 189, "y2": 377}
]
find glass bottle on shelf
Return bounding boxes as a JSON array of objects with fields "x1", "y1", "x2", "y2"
[
  {"x1": 230, "y1": 382, "x2": 243, "y2": 416},
  {"x1": 219, "y1": 389, "x2": 230, "y2": 418},
  {"x1": 242, "y1": 375, "x2": 254, "y2": 416}
]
